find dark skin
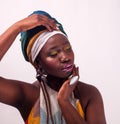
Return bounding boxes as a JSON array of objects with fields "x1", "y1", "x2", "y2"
[{"x1": 0, "y1": 14, "x2": 106, "y2": 124}]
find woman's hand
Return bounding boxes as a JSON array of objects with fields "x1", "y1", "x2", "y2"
[
  {"x1": 57, "y1": 66, "x2": 83, "y2": 124},
  {"x1": 57, "y1": 66, "x2": 79, "y2": 102},
  {"x1": 17, "y1": 14, "x2": 57, "y2": 32}
]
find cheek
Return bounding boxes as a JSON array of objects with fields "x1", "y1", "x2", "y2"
[{"x1": 42, "y1": 58, "x2": 58, "y2": 73}]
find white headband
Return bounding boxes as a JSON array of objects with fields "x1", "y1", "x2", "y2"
[{"x1": 31, "y1": 30, "x2": 67, "y2": 62}]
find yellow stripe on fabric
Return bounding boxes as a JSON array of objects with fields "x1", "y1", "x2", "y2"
[
  {"x1": 27, "y1": 30, "x2": 47, "y2": 62},
  {"x1": 76, "y1": 100, "x2": 85, "y2": 119},
  {"x1": 27, "y1": 108, "x2": 40, "y2": 124}
]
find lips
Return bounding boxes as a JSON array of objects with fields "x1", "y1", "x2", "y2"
[{"x1": 62, "y1": 64, "x2": 73, "y2": 73}]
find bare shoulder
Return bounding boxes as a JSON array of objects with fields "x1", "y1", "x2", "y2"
[
  {"x1": 75, "y1": 81, "x2": 106, "y2": 124},
  {"x1": 77, "y1": 81, "x2": 102, "y2": 98},
  {"x1": 74, "y1": 81, "x2": 103, "y2": 111}
]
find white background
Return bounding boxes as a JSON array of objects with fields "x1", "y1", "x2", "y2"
[{"x1": 0, "y1": 0, "x2": 120, "y2": 124}]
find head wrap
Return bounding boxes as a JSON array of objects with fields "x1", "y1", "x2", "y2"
[{"x1": 20, "y1": 10, "x2": 67, "y2": 62}]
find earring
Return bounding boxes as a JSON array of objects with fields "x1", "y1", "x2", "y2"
[{"x1": 36, "y1": 68, "x2": 47, "y2": 82}]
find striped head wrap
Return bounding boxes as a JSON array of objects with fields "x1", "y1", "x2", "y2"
[{"x1": 20, "y1": 10, "x2": 67, "y2": 63}]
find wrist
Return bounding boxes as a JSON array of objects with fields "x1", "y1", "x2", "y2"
[
  {"x1": 57, "y1": 96, "x2": 70, "y2": 106},
  {"x1": 8, "y1": 23, "x2": 22, "y2": 36},
  {"x1": 13, "y1": 21, "x2": 23, "y2": 33}
]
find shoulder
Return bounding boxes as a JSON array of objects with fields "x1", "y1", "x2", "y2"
[
  {"x1": 74, "y1": 81, "x2": 103, "y2": 110},
  {"x1": 74, "y1": 81, "x2": 106, "y2": 123},
  {"x1": 77, "y1": 81, "x2": 101, "y2": 97}
]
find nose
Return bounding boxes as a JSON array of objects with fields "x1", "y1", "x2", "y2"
[{"x1": 59, "y1": 52, "x2": 69, "y2": 63}]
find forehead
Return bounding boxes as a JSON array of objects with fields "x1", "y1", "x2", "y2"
[{"x1": 42, "y1": 34, "x2": 70, "y2": 51}]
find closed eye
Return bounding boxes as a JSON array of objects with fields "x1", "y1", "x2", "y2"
[
  {"x1": 64, "y1": 44, "x2": 72, "y2": 52},
  {"x1": 49, "y1": 50, "x2": 58, "y2": 57}
]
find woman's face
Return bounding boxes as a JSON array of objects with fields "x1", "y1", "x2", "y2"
[{"x1": 38, "y1": 34, "x2": 74, "y2": 78}]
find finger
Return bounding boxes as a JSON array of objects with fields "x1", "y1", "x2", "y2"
[
  {"x1": 49, "y1": 19, "x2": 58, "y2": 30},
  {"x1": 72, "y1": 65, "x2": 77, "y2": 76},
  {"x1": 69, "y1": 76, "x2": 79, "y2": 85},
  {"x1": 39, "y1": 20, "x2": 57, "y2": 31},
  {"x1": 76, "y1": 66, "x2": 79, "y2": 75},
  {"x1": 70, "y1": 66, "x2": 80, "y2": 80},
  {"x1": 77, "y1": 67, "x2": 79, "y2": 75},
  {"x1": 40, "y1": 15, "x2": 51, "y2": 21},
  {"x1": 40, "y1": 15, "x2": 58, "y2": 30},
  {"x1": 41, "y1": 22, "x2": 54, "y2": 31}
]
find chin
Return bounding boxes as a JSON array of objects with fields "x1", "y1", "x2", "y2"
[
  {"x1": 60, "y1": 72, "x2": 72, "y2": 79},
  {"x1": 48, "y1": 71, "x2": 72, "y2": 79}
]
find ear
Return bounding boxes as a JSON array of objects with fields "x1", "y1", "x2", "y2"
[
  {"x1": 35, "y1": 63, "x2": 42, "y2": 70},
  {"x1": 33, "y1": 59, "x2": 42, "y2": 70},
  {"x1": 34, "y1": 58, "x2": 47, "y2": 75}
]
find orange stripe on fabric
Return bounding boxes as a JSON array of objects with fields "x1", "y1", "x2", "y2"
[
  {"x1": 27, "y1": 30, "x2": 47, "y2": 62},
  {"x1": 76, "y1": 100, "x2": 85, "y2": 119},
  {"x1": 27, "y1": 108, "x2": 40, "y2": 124}
]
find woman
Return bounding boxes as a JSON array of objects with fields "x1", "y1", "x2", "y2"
[{"x1": 0, "y1": 10, "x2": 106, "y2": 124}]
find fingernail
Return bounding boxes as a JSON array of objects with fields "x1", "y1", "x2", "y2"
[{"x1": 70, "y1": 76, "x2": 79, "y2": 85}]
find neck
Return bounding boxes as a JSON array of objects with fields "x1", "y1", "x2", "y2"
[{"x1": 46, "y1": 75, "x2": 68, "y2": 91}]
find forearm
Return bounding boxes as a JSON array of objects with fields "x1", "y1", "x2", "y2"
[
  {"x1": 59, "y1": 100, "x2": 87, "y2": 124},
  {"x1": 0, "y1": 14, "x2": 57, "y2": 61},
  {"x1": 0, "y1": 22, "x2": 21, "y2": 60}
]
